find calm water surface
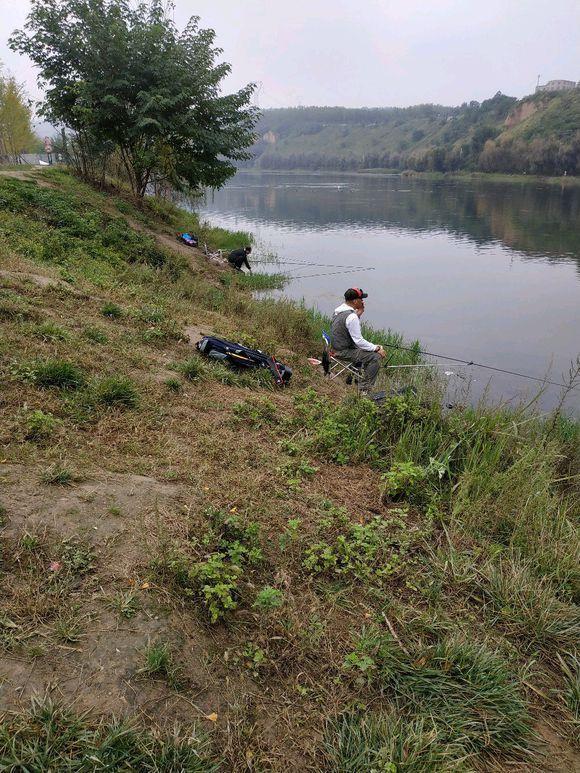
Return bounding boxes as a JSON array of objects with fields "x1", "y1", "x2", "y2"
[{"x1": 198, "y1": 172, "x2": 580, "y2": 414}]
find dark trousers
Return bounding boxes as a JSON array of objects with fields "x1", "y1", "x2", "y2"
[{"x1": 334, "y1": 348, "x2": 380, "y2": 391}]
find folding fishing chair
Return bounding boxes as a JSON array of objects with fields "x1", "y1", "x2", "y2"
[{"x1": 321, "y1": 331, "x2": 363, "y2": 386}]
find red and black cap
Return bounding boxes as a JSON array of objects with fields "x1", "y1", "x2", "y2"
[{"x1": 344, "y1": 287, "x2": 368, "y2": 301}]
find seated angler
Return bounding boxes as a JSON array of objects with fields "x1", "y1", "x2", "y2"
[{"x1": 331, "y1": 287, "x2": 386, "y2": 394}]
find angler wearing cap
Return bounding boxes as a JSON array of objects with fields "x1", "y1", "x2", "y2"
[{"x1": 331, "y1": 288, "x2": 386, "y2": 394}]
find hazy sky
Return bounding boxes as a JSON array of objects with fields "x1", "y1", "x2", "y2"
[{"x1": 1, "y1": 0, "x2": 579, "y2": 112}]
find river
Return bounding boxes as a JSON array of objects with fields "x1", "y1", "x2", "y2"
[{"x1": 198, "y1": 171, "x2": 580, "y2": 414}]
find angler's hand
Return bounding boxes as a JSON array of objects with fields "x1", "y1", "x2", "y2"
[{"x1": 377, "y1": 346, "x2": 386, "y2": 359}]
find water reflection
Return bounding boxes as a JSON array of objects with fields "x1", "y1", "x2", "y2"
[{"x1": 204, "y1": 173, "x2": 580, "y2": 271}]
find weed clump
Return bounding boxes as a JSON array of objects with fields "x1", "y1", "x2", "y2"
[
  {"x1": 233, "y1": 397, "x2": 277, "y2": 428},
  {"x1": 343, "y1": 628, "x2": 534, "y2": 762},
  {"x1": 41, "y1": 464, "x2": 75, "y2": 486},
  {"x1": 178, "y1": 356, "x2": 207, "y2": 381},
  {"x1": 479, "y1": 558, "x2": 580, "y2": 652},
  {"x1": 92, "y1": 376, "x2": 139, "y2": 409},
  {"x1": 325, "y1": 712, "x2": 466, "y2": 772},
  {"x1": 164, "y1": 376, "x2": 182, "y2": 392},
  {"x1": 154, "y1": 508, "x2": 263, "y2": 623},
  {"x1": 32, "y1": 321, "x2": 70, "y2": 342},
  {"x1": 0, "y1": 697, "x2": 217, "y2": 771},
  {"x1": 253, "y1": 586, "x2": 284, "y2": 612},
  {"x1": 303, "y1": 503, "x2": 421, "y2": 584},
  {"x1": 82, "y1": 325, "x2": 108, "y2": 344},
  {"x1": 101, "y1": 301, "x2": 123, "y2": 319},
  {"x1": 24, "y1": 409, "x2": 60, "y2": 440},
  {"x1": 26, "y1": 359, "x2": 86, "y2": 390}
]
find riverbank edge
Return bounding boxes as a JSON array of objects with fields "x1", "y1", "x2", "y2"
[{"x1": 234, "y1": 167, "x2": 580, "y2": 185}]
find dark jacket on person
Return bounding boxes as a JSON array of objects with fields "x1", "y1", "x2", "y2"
[{"x1": 228, "y1": 248, "x2": 251, "y2": 270}]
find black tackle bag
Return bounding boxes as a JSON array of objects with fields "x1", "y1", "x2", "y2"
[{"x1": 196, "y1": 336, "x2": 292, "y2": 387}]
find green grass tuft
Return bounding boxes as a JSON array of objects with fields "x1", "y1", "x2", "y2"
[
  {"x1": 91, "y1": 376, "x2": 139, "y2": 409},
  {"x1": 41, "y1": 464, "x2": 75, "y2": 486},
  {"x1": 101, "y1": 301, "x2": 123, "y2": 319},
  {"x1": 0, "y1": 697, "x2": 217, "y2": 771},
  {"x1": 325, "y1": 712, "x2": 467, "y2": 772},
  {"x1": 30, "y1": 359, "x2": 86, "y2": 390}
]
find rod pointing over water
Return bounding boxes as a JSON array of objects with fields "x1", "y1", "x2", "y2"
[{"x1": 384, "y1": 342, "x2": 579, "y2": 391}]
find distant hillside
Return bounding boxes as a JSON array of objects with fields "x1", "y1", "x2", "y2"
[{"x1": 248, "y1": 90, "x2": 580, "y2": 176}]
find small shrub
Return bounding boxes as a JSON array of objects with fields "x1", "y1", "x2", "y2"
[
  {"x1": 92, "y1": 376, "x2": 139, "y2": 408},
  {"x1": 82, "y1": 325, "x2": 108, "y2": 344},
  {"x1": 25, "y1": 409, "x2": 60, "y2": 440},
  {"x1": 279, "y1": 518, "x2": 302, "y2": 551},
  {"x1": 191, "y1": 553, "x2": 243, "y2": 623},
  {"x1": 253, "y1": 586, "x2": 284, "y2": 612},
  {"x1": 31, "y1": 360, "x2": 86, "y2": 390},
  {"x1": 238, "y1": 643, "x2": 268, "y2": 677},
  {"x1": 154, "y1": 509, "x2": 263, "y2": 623},
  {"x1": 303, "y1": 510, "x2": 414, "y2": 583},
  {"x1": 381, "y1": 461, "x2": 428, "y2": 503},
  {"x1": 41, "y1": 464, "x2": 74, "y2": 486},
  {"x1": 101, "y1": 301, "x2": 123, "y2": 319}
]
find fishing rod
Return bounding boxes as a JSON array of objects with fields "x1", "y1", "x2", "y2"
[
  {"x1": 289, "y1": 267, "x2": 377, "y2": 280},
  {"x1": 383, "y1": 342, "x2": 578, "y2": 390},
  {"x1": 252, "y1": 258, "x2": 370, "y2": 269}
]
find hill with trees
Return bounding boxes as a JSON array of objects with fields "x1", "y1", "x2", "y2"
[{"x1": 248, "y1": 89, "x2": 580, "y2": 176}]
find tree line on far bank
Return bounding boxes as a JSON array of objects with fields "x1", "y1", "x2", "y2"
[
  {"x1": 9, "y1": 0, "x2": 259, "y2": 198},
  {"x1": 247, "y1": 91, "x2": 580, "y2": 176}
]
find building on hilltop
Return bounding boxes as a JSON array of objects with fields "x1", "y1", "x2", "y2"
[{"x1": 535, "y1": 79, "x2": 577, "y2": 93}]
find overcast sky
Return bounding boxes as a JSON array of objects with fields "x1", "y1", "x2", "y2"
[{"x1": 1, "y1": 0, "x2": 579, "y2": 114}]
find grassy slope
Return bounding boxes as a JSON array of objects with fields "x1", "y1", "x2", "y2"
[{"x1": 0, "y1": 168, "x2": 579, "y2": 771}]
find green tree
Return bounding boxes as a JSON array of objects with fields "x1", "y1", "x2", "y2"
[
  {"x1": 0, "y1": 69, "x2": 36, "y2": 162},
  {"x1": 10, "y1": 0, "x2": 259, "y2": 196}
]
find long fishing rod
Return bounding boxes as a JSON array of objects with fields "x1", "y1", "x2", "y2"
[
  {"x1": 289, "y1": 267, "x2": 377, "y2": 280},
  {"x1": 383, "y1": 342, "x2": 578, "y2": 390},
  {"x1": 252, "y1": 258, "x2": 370, "y2": 269}
]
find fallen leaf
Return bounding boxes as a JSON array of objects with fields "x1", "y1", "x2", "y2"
[
  {"x1": 140, "y1": 582, "x2": 150, "y2": 590},
  {"x1": 49, "y1": 561, "x2": 62, "y2": 572},
  {"x1": 205, "y1": 712, "x2": 218, "y2": 722}
]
